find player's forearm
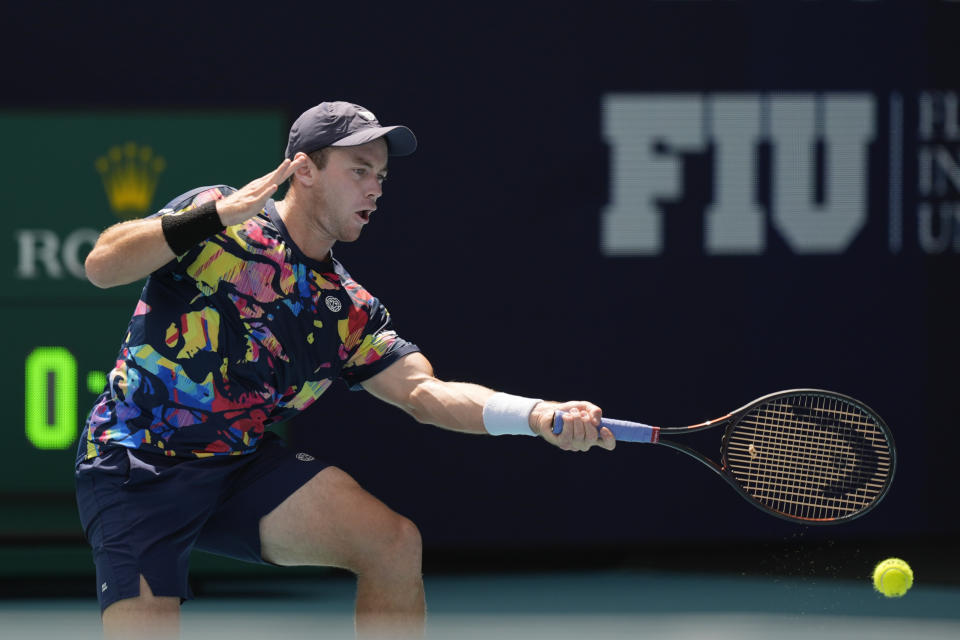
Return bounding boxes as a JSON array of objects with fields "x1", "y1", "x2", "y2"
[
  {"x1": 84, "y1": 217, "x2": 176, "y2": 288},
  {"x1": 407, "y1": 379, "x2": 498, "y2": 434}
]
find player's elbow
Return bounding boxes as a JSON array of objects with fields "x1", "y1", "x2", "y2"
[
  {"x1": 405, "y1": 380, "x2": 439, "y2": 425},
  {"x1": 84, "y1": 249, "x2": 110, "y2": 288},
  {"x1": 84, "y1": 246, "x2": 122, "y2": 288}
]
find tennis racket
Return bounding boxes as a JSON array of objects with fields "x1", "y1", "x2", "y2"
[{"x1": 553, "y1": 389, "x2": 896, "y2": 524}]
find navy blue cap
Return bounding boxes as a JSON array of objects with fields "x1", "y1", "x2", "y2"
[{"x1": 285, "y1": 102, "x2": 417, "y2": 159}]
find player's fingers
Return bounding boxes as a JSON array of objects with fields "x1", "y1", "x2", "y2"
[
  {"x1": 556, "y1": 418, "x2": 573, "y2": 451},
  {"x1": 233, "y1": 179, "x2": 270, "y2": 204},
  {"x1": 574, "y1": 404, "x2": 602, "y2": 449},
  {"x1": 276, "y1": 157, "x2": 305, "y2": 184},
  {"x1": 266, "y1": 156, "x2": 308, "y2": 193},
  {"x1": 575, "y1": 409, "x2": 593, "y2": 450},
  {"x1": 587, "y1": 405, "x2": 603, "y2": 425},
  {"x1": 241, "y1": 160, "x2": 290, "y2": 196},
  {"x1": 246, "y1": 183, "x2": 278, "y2": 206},
  {"x1": 571, "y1": 409, "x2": 585, "y2": 443},
  {"x1": 588, "y1": 421, "x2": 602, "y2": 445},
  {"x1": 598, "y1": 426, "x2": 616, "y2": 451},
  {"x1": 552, "y1": 412, "x2": 571, "y2": 448},
  {"x1": 574, "y1": 402, "x2": 602, "y2": 428},
  {"x1": 250, "y1": 165, "x2": 281, "y2": 187},
  {"x1": 289, "y1": 154, "x2": 309, "y2": 173},
  {"x1": 270, "y1": 158, "x2": 293, "y2": 181}
]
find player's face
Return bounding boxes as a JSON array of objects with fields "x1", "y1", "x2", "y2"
[{"x1": 312, "y1": 138, "x2": 388, "y2": 243}]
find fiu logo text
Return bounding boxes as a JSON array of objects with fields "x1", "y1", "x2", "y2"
[
  {"x1": 601, "y1": 91, "x2": 960, "y2": 257},
  {"x1": 601, "y1": 93, "x2": 874, "y2": 256},
  {"x1": 95, "y1": 142, "x2": 166, "y2": 217}
]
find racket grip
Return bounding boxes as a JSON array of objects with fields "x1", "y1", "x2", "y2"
[{"x1": 552, "y1": 412, "x2": 660, "y2": 443}]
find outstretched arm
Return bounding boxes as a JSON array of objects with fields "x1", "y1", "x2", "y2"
[{"x1": 361, "y1": 352, "x2": 615, "y2": 452}]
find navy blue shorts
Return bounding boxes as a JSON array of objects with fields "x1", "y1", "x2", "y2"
[{"x1": 75, "y1": 432, "x2": 329, "y2": 612}]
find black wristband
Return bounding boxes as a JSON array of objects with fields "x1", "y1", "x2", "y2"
[{"x1": 160, "y1": 200, "x2": 225, "y2": 256}]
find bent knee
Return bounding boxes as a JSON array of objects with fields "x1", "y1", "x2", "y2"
[
  {"x1": 375, "y1": 514, "x2": 422, "y2": 561},
  {"x1": 316, "y1": 467, "x2": 422, "y2": 555},
  {"x1": 358, "y1": 515, "x2": 422, "y2": 576},
  {"x1": 391, "y1": 516, "x2": 422, "y2": 557}
]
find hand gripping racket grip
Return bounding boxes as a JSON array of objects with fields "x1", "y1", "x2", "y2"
[{"x1": 552, "y1": 412, "x2": 660, "y2": 443}]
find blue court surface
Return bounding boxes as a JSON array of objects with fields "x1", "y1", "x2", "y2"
[{"x1": 2, "y1": 569, "x2": 958, "y2": 639}]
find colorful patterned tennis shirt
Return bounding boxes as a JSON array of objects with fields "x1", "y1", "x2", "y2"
[{"x1": 79, "y1": 185, "x2": 419, "y2": 461}]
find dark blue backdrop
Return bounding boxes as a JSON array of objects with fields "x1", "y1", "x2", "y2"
[{"x1": 5, "y1": 0, "x2": 957, "y2": 550}]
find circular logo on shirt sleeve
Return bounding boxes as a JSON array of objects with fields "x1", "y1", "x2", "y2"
[
  {"x1": 325, "y1": 296, "x2": 343, "y2": 312},
  {"x1": 296, "y1": 452, "x2": 316, "y2": 462}
]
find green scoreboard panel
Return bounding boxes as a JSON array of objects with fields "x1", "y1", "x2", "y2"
[{"x1": 1, "y1": 111, "x2": 286, "y2": 574}]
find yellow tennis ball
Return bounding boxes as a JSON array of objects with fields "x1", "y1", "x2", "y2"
[{"x1": 873, "y1": 558, "x2": 913, "y2": 597}]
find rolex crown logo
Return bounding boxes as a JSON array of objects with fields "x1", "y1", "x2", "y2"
[{"x1": 96, "y1": 142, "x2": 166, "y2": 218}]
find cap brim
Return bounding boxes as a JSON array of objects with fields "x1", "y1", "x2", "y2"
[{"x1": 331, "y1": 125, "x2": 417, "y2": 157}]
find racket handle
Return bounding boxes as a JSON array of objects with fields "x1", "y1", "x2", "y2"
[{"x1": 552, "y1": 412, "x2": 660, "y2": 443}]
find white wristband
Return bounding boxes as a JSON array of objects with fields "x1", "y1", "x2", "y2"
[{"x1": 482, "y1": 392, "x2": 542, "y2": 436}]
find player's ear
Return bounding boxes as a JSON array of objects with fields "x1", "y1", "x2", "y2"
[{"x1": 291, "y1": 152, "x2": 317, "y2": 186}]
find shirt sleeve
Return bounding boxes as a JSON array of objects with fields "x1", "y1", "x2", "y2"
[{"x1": 339, "y1": 296, "x2": 420, "y2": 390}]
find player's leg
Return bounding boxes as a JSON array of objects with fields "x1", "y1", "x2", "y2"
[
  {"x1": 259, "y1": 466, "x2": 425, "y2": 639},
  {"x1": 195, "y1": 435, "x2": 425, "y2": 638},
  {"x1": 101, "y1": 574, "x2": 180, "y2": 640},
  {"x1": 76, "y1": 447, "x2": 233, "y2": 639}
]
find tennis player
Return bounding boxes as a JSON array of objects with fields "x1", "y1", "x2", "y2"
[{"x1": 76, "y1": 101, "x2": 615, "y2": 639}]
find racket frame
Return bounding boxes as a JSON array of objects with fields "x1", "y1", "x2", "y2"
[
  {"x1": 555, "y1": 388, "x2": 897, "y2": 525},
  {"x1": 710, "y1": 388, "x2": 896, "y2": 524}
]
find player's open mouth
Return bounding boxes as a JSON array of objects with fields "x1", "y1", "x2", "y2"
[{"x1": 356, "y1": 210, "x2": 372, "y2": 223}]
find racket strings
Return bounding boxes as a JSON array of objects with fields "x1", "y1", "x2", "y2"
[
  {"x1": 726, "y1": 439, "x2": 887, "y2": 487},
  {"x1": 731, "y1": 405, "x2": 891, "y2": 517},
  {"x1": 733, "y1": 417, "x2": 890, "y2": 479},
  {"x1": 724, "y1": 394, "x2": 893, "y2": 521},
  {"x1": 731, "y1": 412, "x2": 889, "y2": 512}
]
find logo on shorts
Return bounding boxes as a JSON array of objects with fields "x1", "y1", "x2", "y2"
[
  {"x1": 101, "y1": 582, "x2": 109, "y2": 592},
  {"x1": 325, "y1": 296, "x2": 342, "y2": 312},
  {"x1": 296, "y1": 452, "x2": 315, "y2": 462}
]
